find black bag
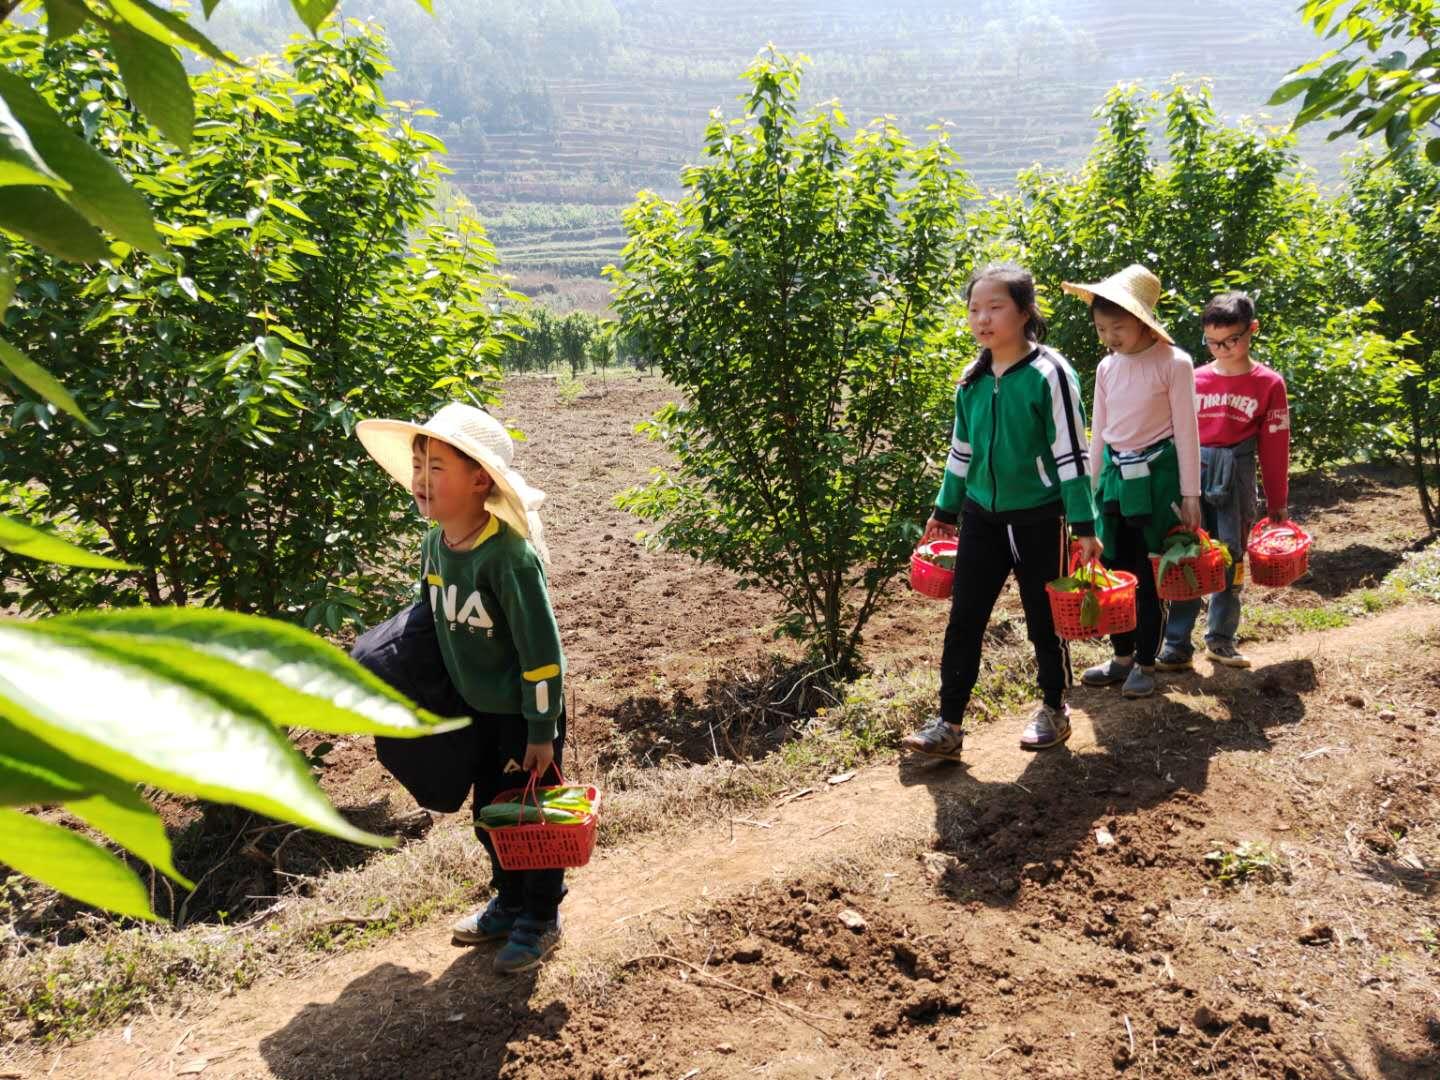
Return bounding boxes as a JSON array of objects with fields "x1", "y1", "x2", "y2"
[{"x1": 351, "y1": 600, "x2": 481, "y2": 813}]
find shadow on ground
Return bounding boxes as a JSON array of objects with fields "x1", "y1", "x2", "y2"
[
  {"x1": 259, "y1": 947, "x2": 564, "y2": 1080},
  {"x1": 899, "y1": 657, "x2": 1316, "y2": 909}
]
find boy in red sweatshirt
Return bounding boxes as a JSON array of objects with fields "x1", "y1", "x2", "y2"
[{"x1": 1158, "y1": 292, "x2": 1290, "y2": 670}]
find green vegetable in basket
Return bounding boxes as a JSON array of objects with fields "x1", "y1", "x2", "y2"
[
  {"x1": 1154, "y1": 530, "x2": 1232, "y2": 592},
  {"x1": 1048, "y1": 564, "x2": 1122, "y2": 592},
  {"x1": 536, "y1": 785, "x2": 593, "y2": 808},
  {"x1": 478, "y1": 802, "x2": 586, "y2": 827},
  {"x1": 918, "y1": 549, "x2": 956, "y2": 571},
  {"x1": 1049, "y1": 564, "x2": 1124, "y2": 629}
]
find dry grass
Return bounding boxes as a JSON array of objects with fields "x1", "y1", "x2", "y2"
[{"x1": 0, "y1": 825, "x2": 484, "y2": 1045}]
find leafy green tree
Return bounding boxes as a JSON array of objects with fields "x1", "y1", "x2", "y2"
[
  {"x1": 1271, "y1": 0, "x2": 1440, "y2": 164},
  {"x1": 1344, "y1": 148, "x2": 1440, "y2": 526},
  {"x1": 976, "y1": 80, "x2": 1410, "y2": 470},
  {"x1": 0, "y1": 0, "x2": 462, "y2": 921},
  {"x1": 1, "y1": 24, "x2": 516, "y2": 625},
  {"x1": 1232, "y1": 177, "x2": 1416, "y2": 470},
  {"x1": 586, "y1": 318, "x2": 616, "y2": 376},
  {"x1": 978, "y1": 83, "x2": 1294, "y2": 377},
  {"x1": 610, "y1": 50, "x2": 972, "y2": 674},
  {"x1": 558, "y1": 309, "x2": 592, "y2": 377}
]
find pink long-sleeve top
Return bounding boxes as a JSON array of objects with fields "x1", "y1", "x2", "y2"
[{"x1": 1087, "y1": 340, "x2": 1202, "y2": 498}]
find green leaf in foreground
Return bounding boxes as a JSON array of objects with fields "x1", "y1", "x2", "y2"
[
  {"x1": 0, "y1": 807, "x2": 155, "y2": 921},
  {"x1": 55, "y1": 608, "x2": 469, "y2": 737},
  {"x1": 0, "y1": 96, "x2": 67, "y2": 190},
  {"x1": 0, "y1": 71, "x2": 162, "y2": 253},
  {"x1": 0, "y1": 186, "x2": 107, "y2": 262},
  {"x1": 66, "y1": 787, "x2": 191, "y2": 888},
  {"x1": 0, "y1": 622, "x2": 389, "y2": 849},
  {"x1": 0, "y1": 712, "x2": 190, "y2": 886},
  {"x1": 292, "y1": 0, "x2": 342, "y2": 34},
  {"x1": 105, "y1": 0, "x2": 237, "y2": 66},
  {"x1": 0, "y1": 513, "x2": 134, "y2": 569},
  {"x1": 41, "y1": 0, "x2": 91, "y2": 41},
  {"x1": 0, "y1": 337, "x2": 97, "y2": 431},
  {"x1": 107, "y1": 21, "x2": 195, "y2": 150}
]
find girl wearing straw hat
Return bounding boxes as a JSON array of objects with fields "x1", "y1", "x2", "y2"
[
  {"x1": 356, "y1": 402, "x2": 568, "y2": 974},
  {"x1": 1062, "y1": 265, "x2": 1202, "y2": 699}
]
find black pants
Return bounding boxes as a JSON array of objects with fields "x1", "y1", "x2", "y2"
[
  {"x1": 351, "y1": 602, "x2": 567, "y2": 923},
  {"x1": 1104, "y1": 517, "x2": 1165, "y2": 667},
  {"x1": 470, "y1": 710, "x2": 568, "y2": 923},
  {"x1": 940, "y1": 512, "x2": 1071, "y2": 724}
]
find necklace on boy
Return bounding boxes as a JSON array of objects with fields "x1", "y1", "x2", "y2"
[{"x1": 443, "y1": 520, "x2": 486, "y2": 549}]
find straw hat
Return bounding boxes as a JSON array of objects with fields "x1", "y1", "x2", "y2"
[
  {"x1": 356, "y1": 403, "x2": 547, "y2": 558},
  {"x1": 1060, "y1": 264, "x2": 1173, "y2": 344}
]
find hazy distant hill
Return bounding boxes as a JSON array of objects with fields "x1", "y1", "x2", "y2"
[{"x1": 207, "y1": 0, "x2": 1337, "y2": 290}]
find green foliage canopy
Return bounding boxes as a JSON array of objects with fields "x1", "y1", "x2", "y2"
[
  {"x1": 1271, "y1": 0, "x2": 1440, "y2": 165},
  {"x1": 610, "y1": 50, "x2": 973, "y2": 674},
  {"x1": 0, "y1": 23, "x2": 519, "y2": 625}
]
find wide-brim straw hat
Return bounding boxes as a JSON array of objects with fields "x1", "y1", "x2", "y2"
[
  {"x1": 1061, "y1": 263, "x2": 1174, "y2": 345},
  {"x1": 356, "y1": 402, "x2": 545, "y2": 544}
]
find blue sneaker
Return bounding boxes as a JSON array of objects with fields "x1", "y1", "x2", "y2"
[
  {"x1": 451, "y1": 896, "x2": 521, "y2": 944},
  {"x1": 494, "y1": 915, "x2": 563, "y2": 974}
]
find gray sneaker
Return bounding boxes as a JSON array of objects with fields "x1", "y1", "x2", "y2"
[
  {"x1": 1206, "y1": 641, "x2": 1252, "y2": 668},
  {"x1": 452, "y1": 896, "x2": 521, "y2": 944},
  {"x1": 1082, "y1": 657, "x2": 1134, "y2": 687},
  {"x1": 1154, "y1": 647, "x2": 1194, "y2": 672},
  {"x1": 1019, "y1": 703, "x2": 1072, "y2": 751},
  {"x1": 1121, "y1": 664, "x2": 1157, "y2": 698},
  {"x1": 901, "y1": 716, "x2": 965, "y2": 760}
]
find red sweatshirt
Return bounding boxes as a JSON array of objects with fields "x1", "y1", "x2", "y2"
[{"x1": 1193, "y1": 361, "x2": 1290, "y2": 512}]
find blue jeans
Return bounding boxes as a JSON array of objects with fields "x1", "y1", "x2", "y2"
[{"x1": 1162, "y1": 478, "x2": 1252, "y2": 656}]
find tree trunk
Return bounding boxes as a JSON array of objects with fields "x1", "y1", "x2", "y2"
[{"x1": 1406, "y1": 378, "x2": 1438, "y2": 531}]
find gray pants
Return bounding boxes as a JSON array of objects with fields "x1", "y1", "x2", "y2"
[{"x1": 1162, "y1": 442, "x2": 1257, "y2": 655}]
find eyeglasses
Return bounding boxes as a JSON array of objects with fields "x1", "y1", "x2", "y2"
[{"x1": 1204, "y1": 330, "x2": 1251, "y2": 352}]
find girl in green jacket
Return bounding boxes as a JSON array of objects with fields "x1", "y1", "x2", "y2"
[{"x1": 902, "y1": 264, "x2": 1101, "y2": 760}]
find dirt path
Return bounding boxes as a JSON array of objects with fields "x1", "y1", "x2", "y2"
[{"x1": 20, "y1": 604, "x2": 1439, "y2": 1079}]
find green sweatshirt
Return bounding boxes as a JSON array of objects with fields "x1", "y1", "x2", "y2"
[
  {"x1": 420, "y1": 517, "x2": 565, "y2": 743},
  {"x1": 934, "y1": 346, "x2": 1096, "y2": 533}
]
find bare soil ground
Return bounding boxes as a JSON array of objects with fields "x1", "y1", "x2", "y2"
[
  {"x1": 16, "y1": 606, "x2": 1439, "y2": 1079},
  {"x1": 7, "y1": 374, "x2": 1438, "y2": 1078},
  {"x1": 490, "y1": 374, "x2": 1433, "y2": 766}
]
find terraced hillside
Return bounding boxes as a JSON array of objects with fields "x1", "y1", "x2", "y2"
[{"x1": 209, "y1": 0, "x2": 1341, "y2": 293}]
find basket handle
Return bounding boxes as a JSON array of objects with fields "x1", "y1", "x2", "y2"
[
  {"x1": 516, "y1": 763, "x2": 567, "y2": 818},
  {"x1": 1250, "y1": 518, "x2": 1304, "y2": 541},
  {"x1": 1164, "y1": 524, "x2": 1211, "y2": 545}
]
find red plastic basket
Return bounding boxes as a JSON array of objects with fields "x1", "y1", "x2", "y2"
[
  {"x1": 1247, "y1": 519, "x2": 1312, "y2": 588},
  {"x1": 480, "y1": 770, "x2": 601, "y2": 872},
  {"x1": 910, "y1": 539, "x2": 957, "y2": 600},
  {"x1": 1149, "y1": 527, "x2": 1229, "y2": 602},
  {"x1": 1046, "y1": 563, "x2": 1138, "y2": 641}
]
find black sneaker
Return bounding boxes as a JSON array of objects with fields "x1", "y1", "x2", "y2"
[{"x1": 1154, "y1": 648, "x2": 1193, "y2": 672}]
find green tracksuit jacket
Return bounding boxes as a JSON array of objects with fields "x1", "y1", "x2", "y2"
[{"x1": 934, "y1": 345, "x2": 1096, "y2": 534}]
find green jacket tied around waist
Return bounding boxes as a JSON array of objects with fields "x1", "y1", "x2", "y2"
[{"x1": 1096, "y1": 439, "x2": 1182, "y2": 560}]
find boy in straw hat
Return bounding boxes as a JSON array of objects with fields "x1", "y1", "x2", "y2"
[
  {"x1": 357, "y1": 402, "x2": 568, "y2": 974},
  {"x1": 1061, "y1": 264, "x2": 1202, "y2": 700}
]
